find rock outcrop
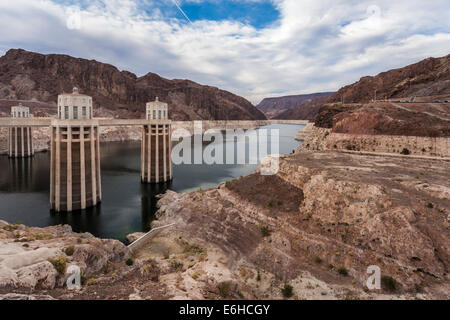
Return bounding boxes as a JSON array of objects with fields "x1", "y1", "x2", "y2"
[
  {"x1": 256, "y1": 92, "x2": 334, "y2": 119},
  {"x1": 0, "y1": 49, "x2": 266, "y2": 121},
  {"x1": 0, "y1": 220, "x2": 129, "y2": 291},
  {"x1": 131, "y1": 151, "x2": 450, "y2": 299},
  {"x1": 328, "y1": 54, "x2": 450, "y2": 103},
  {"x1": 313, "y1": 102, "x2": 450, "y2": 138}
]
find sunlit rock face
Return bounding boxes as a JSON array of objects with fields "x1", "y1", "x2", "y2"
[{"x1": 0, "y1": 49, "x2": 266, "y2": 121}]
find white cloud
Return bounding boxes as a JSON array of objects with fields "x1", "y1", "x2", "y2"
[{"x1": 0, "y1": 0, "x2": 448, "y2": 104}]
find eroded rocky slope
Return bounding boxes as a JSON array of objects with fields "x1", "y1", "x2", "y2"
[
  {"x1": 1, "y1": 150, "x2": 449, "y2": 300},
  {"x1": 329, "y1": 54, "x2": 450, "y2": 103},
  {"x1": 135, "y1": 152, "x2": 450, "y2": 300},
  {"x1": 314, "y1": 102, "x2": 450, "y2": 137},
  {"x1": 256, "y1": 92, "x2": 334, "y2": 119},
  {"x1": 0, "y1": 49, "x2": 266, "y2": 121}
]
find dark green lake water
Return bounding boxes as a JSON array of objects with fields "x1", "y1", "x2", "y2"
[{"x1": 0, "y1": 124, "x2": 303, "y2": 241}]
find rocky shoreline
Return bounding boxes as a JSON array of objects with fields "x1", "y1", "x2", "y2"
[
  {"x1": 1, "y1": 146, "x2": 447, "y2": 300},
  {"x1": 1, "y1": 120, "x2": 448, "y2": 300}
]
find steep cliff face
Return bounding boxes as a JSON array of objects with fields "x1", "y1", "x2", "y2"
[
  {"x1": 311, "y1": 54, "x2": 450, "y2": 137},
  {"x1": 329, "y1": 54, "x2": 450, "y2": 103},
  {"x1": 314, "y1": 102, "x2": 450, "y2": 137},
  {"x1": 0, "y1": 49, "x2": 266, "y2": 121},
  {"x1": 256, "y1": 92, "x2": 334, "y2": 119},
  {"x1": 274, "y1": 94, "x2": 333, "y2": 120}
]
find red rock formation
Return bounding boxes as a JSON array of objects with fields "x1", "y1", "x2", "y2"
[
  {"x1": 329, "y1": 54, "x2": 450, "y2": 103},
  {"x1": 256, "y1": 92, "x2": 334, "y2": 119},
  {"x1": 0, "y1": 49, "x2": 266, "y2": 121},
  {"x1": 274, "y1": 94, "x2": 333, "y2": 120}
]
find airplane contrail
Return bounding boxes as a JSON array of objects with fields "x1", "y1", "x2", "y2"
[{"x1": 171, "y1": 0, "x2": 193, "y2": 24}]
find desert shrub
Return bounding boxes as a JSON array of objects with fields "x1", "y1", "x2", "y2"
[
  {"x1": 171, "y1": 260, "x2": 184, "y2": 271},
  {"x1": 381, "y1": 276, "x2": 398, "y2": 292},
  {"x1": 314, "y1": 256, "x2": 323, "y2": 264},
  {"x1": 400, "y1": 148, "x2": 410, "y2": 155},
  {"x1": 3, "y1": 225, "x2": 19, "y2": 231},
  {"x1": 218, "y1": 281, "x2": 231, "y2": 298},
  {"x1": 281, "y1": 284, "x2": 294, "y2": 298},
  {"x1": 86, "y1": 278, "x2": 98, "y2": 286},
  {"x1": 267, "y1": 200, "x2": 274, "y2": 207},
  {"x1": 48, "y1": 256, "x2": 67, "y2": 274},
  {"x1": 126, "y1": 258, "x2": 134, "y2": 266},
  {"x1": 65, "y1": 245, "x2": 75, "y2": 256},
  {"x1": 426, "y1": 202, "x2": 434, "y2": 209},
  {"x1": 338, "y1": 266, "x2": 349, "y2": 276},
  {"x1": 261, "y1": 226, "x2": 271, "y2": 237}
]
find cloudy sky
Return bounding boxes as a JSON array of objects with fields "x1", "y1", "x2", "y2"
[{"x1": 0, "y1": 0, "x2": 449, "y2": 104}]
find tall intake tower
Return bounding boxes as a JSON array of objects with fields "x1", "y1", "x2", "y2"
[
  {"x1": 9, "y1": 104, "x2": 34, "y2": 158},
  {"x1": 141, "y1": 97, "x2": 172, "y2": 183},
  {"x1": 50, "y1": 87, "x2": 101, "y2": 212}
]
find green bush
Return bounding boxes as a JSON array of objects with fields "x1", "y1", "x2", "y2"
[
  {"x1": 400, "y1": 148, "x2": 410, "y2": 155},
  {"x1": 86, "y1": 278, "x2": 98, "y2": 286},
  {"x1": 218, "y1": 281, "x2": 231, "y2": 298},
  {"x1": 126, "y1": 258, "x2": 134, "y2": 266},
  {"x1": 281, "y1": 284, "x2": 294, "y2": 298},
  {"x1": 261, "y1": 226, "x2": 271, "y2": 237},
  {"x1": 338, "y1": 266, "x2": 348, "y2": 276},
  {"x1": 314, "y1": 256, "x2": 323, "y2": 264},
  {"x1": 381, "y1": 276, "x2": 398, "y2": 292},
  {"x1": 65, "y1": 245, "x2": 75, "y2": 256},
  {"x1": 48, "y1": 256, "x2": 67, "y2": 274},
  {"x1": 171, "y1": 260, "x2": 184, "y2": 271}
]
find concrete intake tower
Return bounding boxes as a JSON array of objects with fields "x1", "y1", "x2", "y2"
[
  {"x1": 141, "y1": 97, "x2": 172, "y2": 183},
  {"x1": 8, "y1": 104, "x2": 34, "y2": 158},
  {"x1": 50, "y1": 88, "x2": 101, "y2": 212}
]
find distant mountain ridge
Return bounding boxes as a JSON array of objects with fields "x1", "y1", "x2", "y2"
[
  {"x1": 256, "y1": 92, "x2": 334, "y2": 119},
  {"x1": 0, "y1": 49, "x2": 266, "y2": 121},
  {"x1": 328, "y1": 54, "x2": 450, "y2": 103}
]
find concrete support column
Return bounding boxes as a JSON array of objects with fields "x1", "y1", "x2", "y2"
[
  {"x1": 50, "y1": 127, "x2": 54, "y2": 209},
  {"x1": 80, "y1": 126, "x2": 86, "y2": 209},
  {"x1": 163, "y1": 124, "x2": 167, "y2": 181},
  {"x1": 169, "y1": 125, "x2": 173, "y2": 180},
  {"x1": 31, "y1": 127, "x2": 34, "y2": 155},
  {"x1": 27, "y1": 127, "x2": 31, "y2": 157},
  {"x1": 155, "y1": 125, "x2": 159, "y2": 183},
  {"x1": 147, "y1": 125, "x2": 151, "y2": 183},
  {"x1": 96, "y1": 127, "x2": 102, "y2": 201},
  {"x1": 67, "y1": 126, "x2": 72, "y2": 212},
  {"x1": 14, "y1": 127, "x2": 18, "y2": 158},
  {"x1": 55, "y1": 126, "x2": 61, "y2": 212},
  {"x1": 21, "y1": 127, "x2": 24, "y2": 158},
  {"x1": 90, "y1": 126, "x2": 97, "y2": 206},
  {"x1": 141, "y1": 127, "x2": 145, "y2": 182},
  {"x1": 8, "y1": 128, "x2": 12, "y2": 157}
]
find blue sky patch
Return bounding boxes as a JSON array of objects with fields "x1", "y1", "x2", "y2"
[{"x1": 177, "y1": 1, "x2": 280, "y2": 29}]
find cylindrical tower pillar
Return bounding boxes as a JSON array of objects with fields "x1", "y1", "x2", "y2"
[
  {"x1": 8, "y1": 104, "x2": 34, "y2": 158},
  {"x1": 141, "y1": 97, "x2": 172, "y2": 183},
  {"x1": 50, "y1": 87, "x2": 101, "y2": 212}
]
